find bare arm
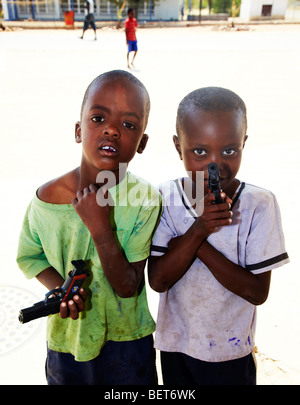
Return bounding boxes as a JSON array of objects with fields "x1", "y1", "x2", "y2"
[
  {"x1": 148, "y1": 193, "x2": 232, "y2": 292},
  {"x1": 72, "y1": 184, "x2": 146, "y2": 298},
  {"x1": 148, "y1": 191, "x2": 271, "y2": 305},
  {"x1": 148, "y1": 221, "x2": 206, "y2": 292},
  {"x1": 196, "y1": 241, "x2": 271, "y2": 305},
  {"x1": 36, "y1": 266, "x2": 64, "y2": 290}
]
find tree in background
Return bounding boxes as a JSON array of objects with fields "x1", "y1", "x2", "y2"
[
  {"x1": 230, "y1": 0, "x2": 241, "y2": 26},
  {"x1": 184, "y1": 0, "x2": 241, "y2": 15}
]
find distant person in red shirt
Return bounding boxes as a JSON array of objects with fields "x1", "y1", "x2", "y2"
[{"x1": 124, "y1": 8, "x2": 138, "y2": 68}]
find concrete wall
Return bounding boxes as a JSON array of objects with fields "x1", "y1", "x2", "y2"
[
  {"x1": 240, "y1": 0, "x2": 288, "y2": 20},
  {"x1": 155, "y1": 0, "x2": 180, "y2": 20}
]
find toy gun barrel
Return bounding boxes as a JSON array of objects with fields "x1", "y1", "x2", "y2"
[
  {"x1": 207, "y1": 162, "x2": 225, "y2": 204},
  {"x1": 18, "y1": 299, "x2": 61, "y2": 324},
  {"x1": 19, "y1": 259, "x2": 87, "y2": 324}
]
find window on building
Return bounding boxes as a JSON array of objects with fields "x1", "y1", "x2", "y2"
[{"x1": 261, "y1": 5, "x2": 272, "y2": 16}]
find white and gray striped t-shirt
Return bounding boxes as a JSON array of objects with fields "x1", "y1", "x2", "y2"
[{"x1": 151, "y1": 179, "x2": 289, "y2": 362}]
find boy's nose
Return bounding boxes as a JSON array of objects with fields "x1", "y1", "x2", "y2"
[
  {"x1": 103, "y1": 125, "x2": 121, "y2": 138},
  {"x1": 210, "y1": 156, "x2": 222, "y2": 167}
]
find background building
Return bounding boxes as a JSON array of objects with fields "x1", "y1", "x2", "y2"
[
  {"x1": 2, "y1": 0, "x2": 180, "y2": 21},
  {"x1": 240, "y1": 0, "x2": 288, "y2": 20}
]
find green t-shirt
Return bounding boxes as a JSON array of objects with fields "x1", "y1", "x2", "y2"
[{"x1": 17, "y1": 172, "x2": 162, "y2": 361}]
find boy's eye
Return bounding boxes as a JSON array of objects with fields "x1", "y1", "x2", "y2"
[
  {"x1": 193, "y1": 148, "x2": 207, "y2": 156},
  {"x1": 223, "y1": 148, "x2": 237, "y2": 156},
  {"x1": 123, "y1": 122, "x2": 136, "y2": 130},
  {"x1": 91, "y1": 115, "x2": 105, "y2": 123}
]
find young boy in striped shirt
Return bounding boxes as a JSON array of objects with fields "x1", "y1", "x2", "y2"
[{"x1": 149, "y1": 86, "x2": 289, "y2": 385}]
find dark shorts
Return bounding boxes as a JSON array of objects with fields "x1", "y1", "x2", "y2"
[
  {"x1": 83, "y1": 13, "x2": 96, "y2": 31},
  {"x1": 161, "y1": 351, "x2": 256, "y2": 385},
  {"x1": 46, "y1": 335, "x2": 157, "y2": 385},
  {"x1": 128, "y1": 40, "x2": 138, "y2": 52}
]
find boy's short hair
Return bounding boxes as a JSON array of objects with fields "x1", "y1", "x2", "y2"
[
  {"x1": 176, "y1": 86, "x2": 247, "y2": 136},
  {"x1": 128, "y1": 8, "x2": 134, "y2": 15},
  {"x1": 80, "y1": 70, "x2": 150, "y2": 122}
]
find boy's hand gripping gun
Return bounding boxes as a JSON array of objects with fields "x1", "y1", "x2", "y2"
[
  {"x1": 18, "y1": 260, "x2": 87, "y2": 324},
  {"x1": 207, "y1": 163, "x2": 225, "y2": 204}
]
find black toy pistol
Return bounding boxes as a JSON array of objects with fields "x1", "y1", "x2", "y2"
[
  {"x1": 207, "y1": 163, "x2": 225, "y2": 204},
  {"x1": 19, "y1": 260, "x2": 87, "y2": 324}
]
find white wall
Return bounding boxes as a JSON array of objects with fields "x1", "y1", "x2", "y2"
[
  {"x1": 240, "y1": 0, "x2": 288, "y2": 20},
  {"x1": 285, "y1": 0, "x2": 300, "y2": 19},
  {"x1": 156, "y1": 0, "x2": 179, "y2": 20}
]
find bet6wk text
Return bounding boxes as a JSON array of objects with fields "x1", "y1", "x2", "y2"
[{"x1": 103, "y1": 389, "x2": 196, "y2": 401}]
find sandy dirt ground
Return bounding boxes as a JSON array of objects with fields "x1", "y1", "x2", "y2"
[{"x1": 1, "y1": 23, "x2": 300, "y2": 385}]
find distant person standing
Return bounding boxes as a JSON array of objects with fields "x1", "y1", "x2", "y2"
[
  {"x1": 124, "y1": 8, "x2": 138, "y2": 68},
  {"x1": 80, "y1": 0, "x2": 97, "y2": 40}
]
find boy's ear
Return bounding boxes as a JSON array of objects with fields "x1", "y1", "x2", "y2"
[
  {"x1": 243, "y1": 134, "x2": 248, "y2": 148},
  {"x1": 75, "y1": 121, "x2": 82, "y2": 143},
  {"x1": 137, "y1": 134, "x2": 149, "y2": 154},
  {"x1": 173, "y1": 135, "x2": 182, "y2": 160}
]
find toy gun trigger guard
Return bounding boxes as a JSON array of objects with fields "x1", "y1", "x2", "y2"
[
  {"x1": 45, "y1": 287, "x2": 63, "y2": 300},
  {"x1": 18, "y1": 259, "x2": 88, "y2": 324},
  {"x1": 207, "y1": 162, "x2": 226, "y2": 204}
]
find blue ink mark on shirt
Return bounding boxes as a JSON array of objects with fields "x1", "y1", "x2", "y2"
[
  {"x1": 209, "y1": 340, "x2": 216, "y2": 348},
  {"x1": 117, "y1": 301, "x2": 122, "y2": 315},
  {"x1": 228, "y1": 337, "x2": 241, "y2": 346},
  {"x1": 134, "y1": 221, "x2": 143, "y2": 234}
]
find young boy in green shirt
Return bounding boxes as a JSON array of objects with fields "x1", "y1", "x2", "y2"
[{"x1": 17, "y1": 70, "x2": 162, "y2": 385}]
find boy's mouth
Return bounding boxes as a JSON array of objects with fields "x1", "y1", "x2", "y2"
[
  {"x1": 101, "y1": 146, "x2": 117, "y2": 152},
  {"x1": 99, "y1": 144, "x2": 118, "y2": 156}
]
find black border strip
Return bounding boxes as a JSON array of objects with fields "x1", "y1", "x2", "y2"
[
  {"x1": 174, "y1": 178, "x2": 197, "y2": 218},
  {"x1": 151, "y1": 245, "x2": 168, "y2": 253},
  {"x1": 231, "y1": 182, "x2": 245, "y2": 210},
  {"x1": 245, "y1": 252, "x2": 289, "y2": 271},
  {"x1": 174, "y1": 179, "x2": 245, "y2": 216}
]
